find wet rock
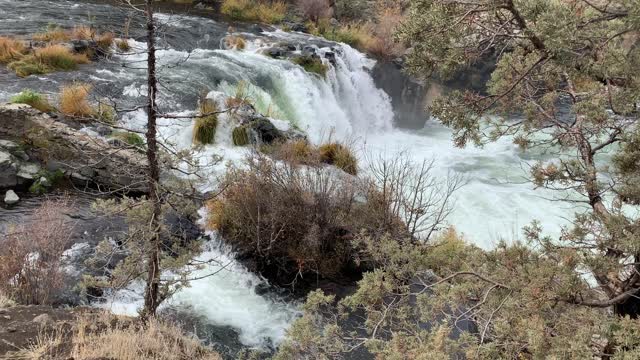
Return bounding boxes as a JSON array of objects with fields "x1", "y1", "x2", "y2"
[
  {"x1": 249, "y1": 117, "x2": 284, "y2": 144},
  {"x1": 4, "y1": 190, "x2": 19, "y2": 205},
  {"x1": 324, "y1": 51, "x2": 336, "y2": 66},
  {"x1": 95, "y1": 125, "x2": 113, "y2": 136}
]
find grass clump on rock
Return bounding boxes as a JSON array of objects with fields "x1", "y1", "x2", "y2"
[
  {"x1": 8, "y1": 44, "x2": 89, "y2": 77},
  {"x1": 318, "y1": 142, "x2": 358, "y2": 175},
  {"x1": 293, "y1": 56, "x2": 328, "y2": 77},
  {"x1": 10, "y1": 89, "x2": 55, "y2": 112},
  {"x1": 193, "y1": 99, "x2": 218, "y2": 145},
  {"x1": 0, "y1": 36, "x2": 26, "y2": 63},
  {"x1": 232, "y1": 126, "x2": 250, "y2": 146},
  {"x1": 59, "y1": 83, "x2": 94, "y2": 118}
]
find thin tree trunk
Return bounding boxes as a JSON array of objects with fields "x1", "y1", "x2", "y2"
[{"x1": 142, "y1": 0, "x2": 162, "y2": 320}]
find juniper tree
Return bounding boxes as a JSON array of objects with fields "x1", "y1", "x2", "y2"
[{"x1": 397, "y1": 0, "x2": 640, "y2": 313}]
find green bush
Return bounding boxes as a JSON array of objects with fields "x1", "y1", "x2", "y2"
[
  {"x1": 293, "y1": 56, "x2": 328, "y2": 77},
  {"x1": 111, "y1": 131, "x2": 145, "y2": 147},
  {"x1": 10, "y1": 90, "x2": 55, "y2": 112},
  {"x1": 28, "y1": 169, "x2": 65, "y2": 194}
]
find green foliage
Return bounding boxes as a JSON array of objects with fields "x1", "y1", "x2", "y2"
[
  {"x1": 8, "y1": 59, "x2": 48, "y2": 77},
  {"x1": 232, "y1": 126, "x2": 250, "y2": 146},
  {"x1": 28, "y1": 169, "x2": 64, "y2": 194},
  {"x1": 111, "y1": 131, "x2": 145, "y2": 147},
  {"x1": 292, "y1": 56, "x2": 328, "y2": 77},
  {"x1": 10, "y1": 89, "x2": 55, "y2": 112},
  {"x1": 192, "y1": 99, "x2": 218, "y2": 145}
]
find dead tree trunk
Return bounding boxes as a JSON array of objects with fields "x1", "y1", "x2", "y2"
[{"x1": 141, "y1": 0, "x2": 162, "y2": 320}]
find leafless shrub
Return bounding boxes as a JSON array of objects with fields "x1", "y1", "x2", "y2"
[
  {"x1": 364, "y1": 151, "x2": 465, "y2": 241},
  {"x1": 0, "y1": 197, "x2": 74, "y2": 305}
]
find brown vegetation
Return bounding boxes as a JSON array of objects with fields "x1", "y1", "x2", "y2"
[
  {"x1": 16, "y1": 312, "x2": 220, "y2": 360},
  {"x1": 0, "y1": 36, "x2": 26, "y2": 63},
  {"x1": 59, "y1": 83, "x2": 94, "y2": 118},
  {"x1": 221, "y1": 0, "x2": 287, "y2": 24},
  {"x1": 207, "y1": 150, "x2": 458, "y2": 288},
  {"x1": 297, "y1": 0, "x2": 332, "y2": 24},
  {"x1": 0, "y1": 198, "x2": 74, "y2": 305}
]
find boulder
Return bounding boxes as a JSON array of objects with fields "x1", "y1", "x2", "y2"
[
  {"x1": 4, "y1": 190, "x2": 19, "y2": 205},
  {"x1": 0, "y1": 151, "x2": 17, "y2": 188},
  {"x1": 32, "y1": 314, "x2": 53, "y2": 326},
  {"x1": 16, "y1": 162, "x2": 40, "y2": 181},
  {"x1": 249, "y1": 117, "x2": 284, "y2": 144}
]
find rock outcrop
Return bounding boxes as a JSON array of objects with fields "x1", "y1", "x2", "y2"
[{"x1": 0, "y1": 103, "x2": 148, "y2": 192}]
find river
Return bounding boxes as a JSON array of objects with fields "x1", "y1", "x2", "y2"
[{"x1": 0, "y1": 0, "x2": 576, "y2": 354}]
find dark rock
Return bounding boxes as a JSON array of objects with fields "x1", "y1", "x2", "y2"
[
  {"x1": 302, "y1": 45, "x2": 320, "y2": 59},
  {"x1": 0, "y1": 150, "x2": 17, "y2": 188},
  {"x1": 266, "y1": 48, "x2": 285, "y2": 58},
  {"x1": 324, "y1": 51, "x2": 337, "y2": 66},
  {"x1": 285, "y1": 44, "x2": 297, "y2": 52},
  {"x1": 95, "y1": 125, "x2": 113, "y2": 136},
  {"x1": 249, "y1": 117, "x2": 284, "y2": 144}
]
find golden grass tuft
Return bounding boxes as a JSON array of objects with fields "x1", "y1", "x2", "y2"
[
  {"x1": 96, "y1": 32, "x2": 115, "y2": 50},
  {"x1": 70, "y1": 25, "x2": 95, "y2": 40},
  {"x1": 32, "y1": 28, "x2": 71, "y2": 42},
  {"x1": 35, "y1": 44, "x2": 89, "y2": 69},
  {"x1": 221, "y1": 0, "x2": 287, "y2": 24},
  {"x1": 224, "y1": 34, "x2": 246, "y2": 50},
  {"x1": 193, "y1": 99, "x2": 219, "y2": 145},
  {"x1": 318, "y1": 142, "x2": 358, "y2": 175},
  {"x1": 0, "y1": 36, "x2": 26, "y2": 63},
  {"x1": 116, "y1": 39, "x2": 132, "y2": 52},
  {"x1": 59, "y1": 83, "x2": 93, "y2": 117}
]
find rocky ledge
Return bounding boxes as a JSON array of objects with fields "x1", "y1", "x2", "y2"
[{"x1": 0, "y1": 103, "x2": 148, "y2": 193}]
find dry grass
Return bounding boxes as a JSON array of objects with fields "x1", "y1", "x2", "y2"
[
  {"x1": 71, "y1": 314, "x2": 221, "y2": 360},
  {"x1": 35, "y1": 44, "x2": 89, "y2": 69},
  {"x1": 70, "y1": 25, "x2": 96, "y2": 40},
  {"x1": 32, "y1": 28, "x2": 71, "y2": 42},
  {"x1": 0, "y1": 36, "x2": 25, "y2": 63},
  {"x1": 0, "y1": 292, "x2": 16, "y2": 308},
  {"x1": 96, "y1": 32, "x2": 115, "y2": 50},
  {"x1": 59, "y1": 83, "x2": 94, "y2": 117},
  {"x1": 221, "y1": 0, "x2": 287, "y2": 24},
  {"x1": 223, "y1": 34, "x2": 246, "y2": 50},
  {"x1": 116, "y1": 39, "x2": 132, "y2": 52},
  {"x1": 21, "y1": 312, "x2": 221, "y2": 360},
  {"x1": 318, "y1": 142, "x2": 358, "y2": 175}
]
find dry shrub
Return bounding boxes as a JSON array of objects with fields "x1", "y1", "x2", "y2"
[
  {"x1": 0, "y1": 36, "x2": 25, "y2": 63},
  {"x1": 209, "y1": 150, "x2": 462, "y2": 286},
  {"x1": 70, "y1": 25, "x2": 96, "y2": 40},
  {"x1": 209, "y1": 152, "x2": 362, "y2": 283},
  {"x1": 71, "y1": 313, "x2": 221, "y2": 360},
  {"x1": 59, "y1": 83, "x2": 94, "y2": 117},
  {"x1": 0, "y1": 292, "x2": 16, "y2": 308},
  {"x1": 297, "y1": 0, "x2": 332, "y2": 23},
  {"x1": 32, "y1": 28, "x2": 71, "y2": 42},
  {"x1": 0, "y1": 198, "x2": 74, "y2": 305},
  {"x1": 263, "y1": 139, "x2": 318, "y2": 165},
  {"x1": 96, "y1": 32, "x2": 115, "y2": 50},
  {"x1": 193, "y1": 98, "x2": 219, "y2": 145}
]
